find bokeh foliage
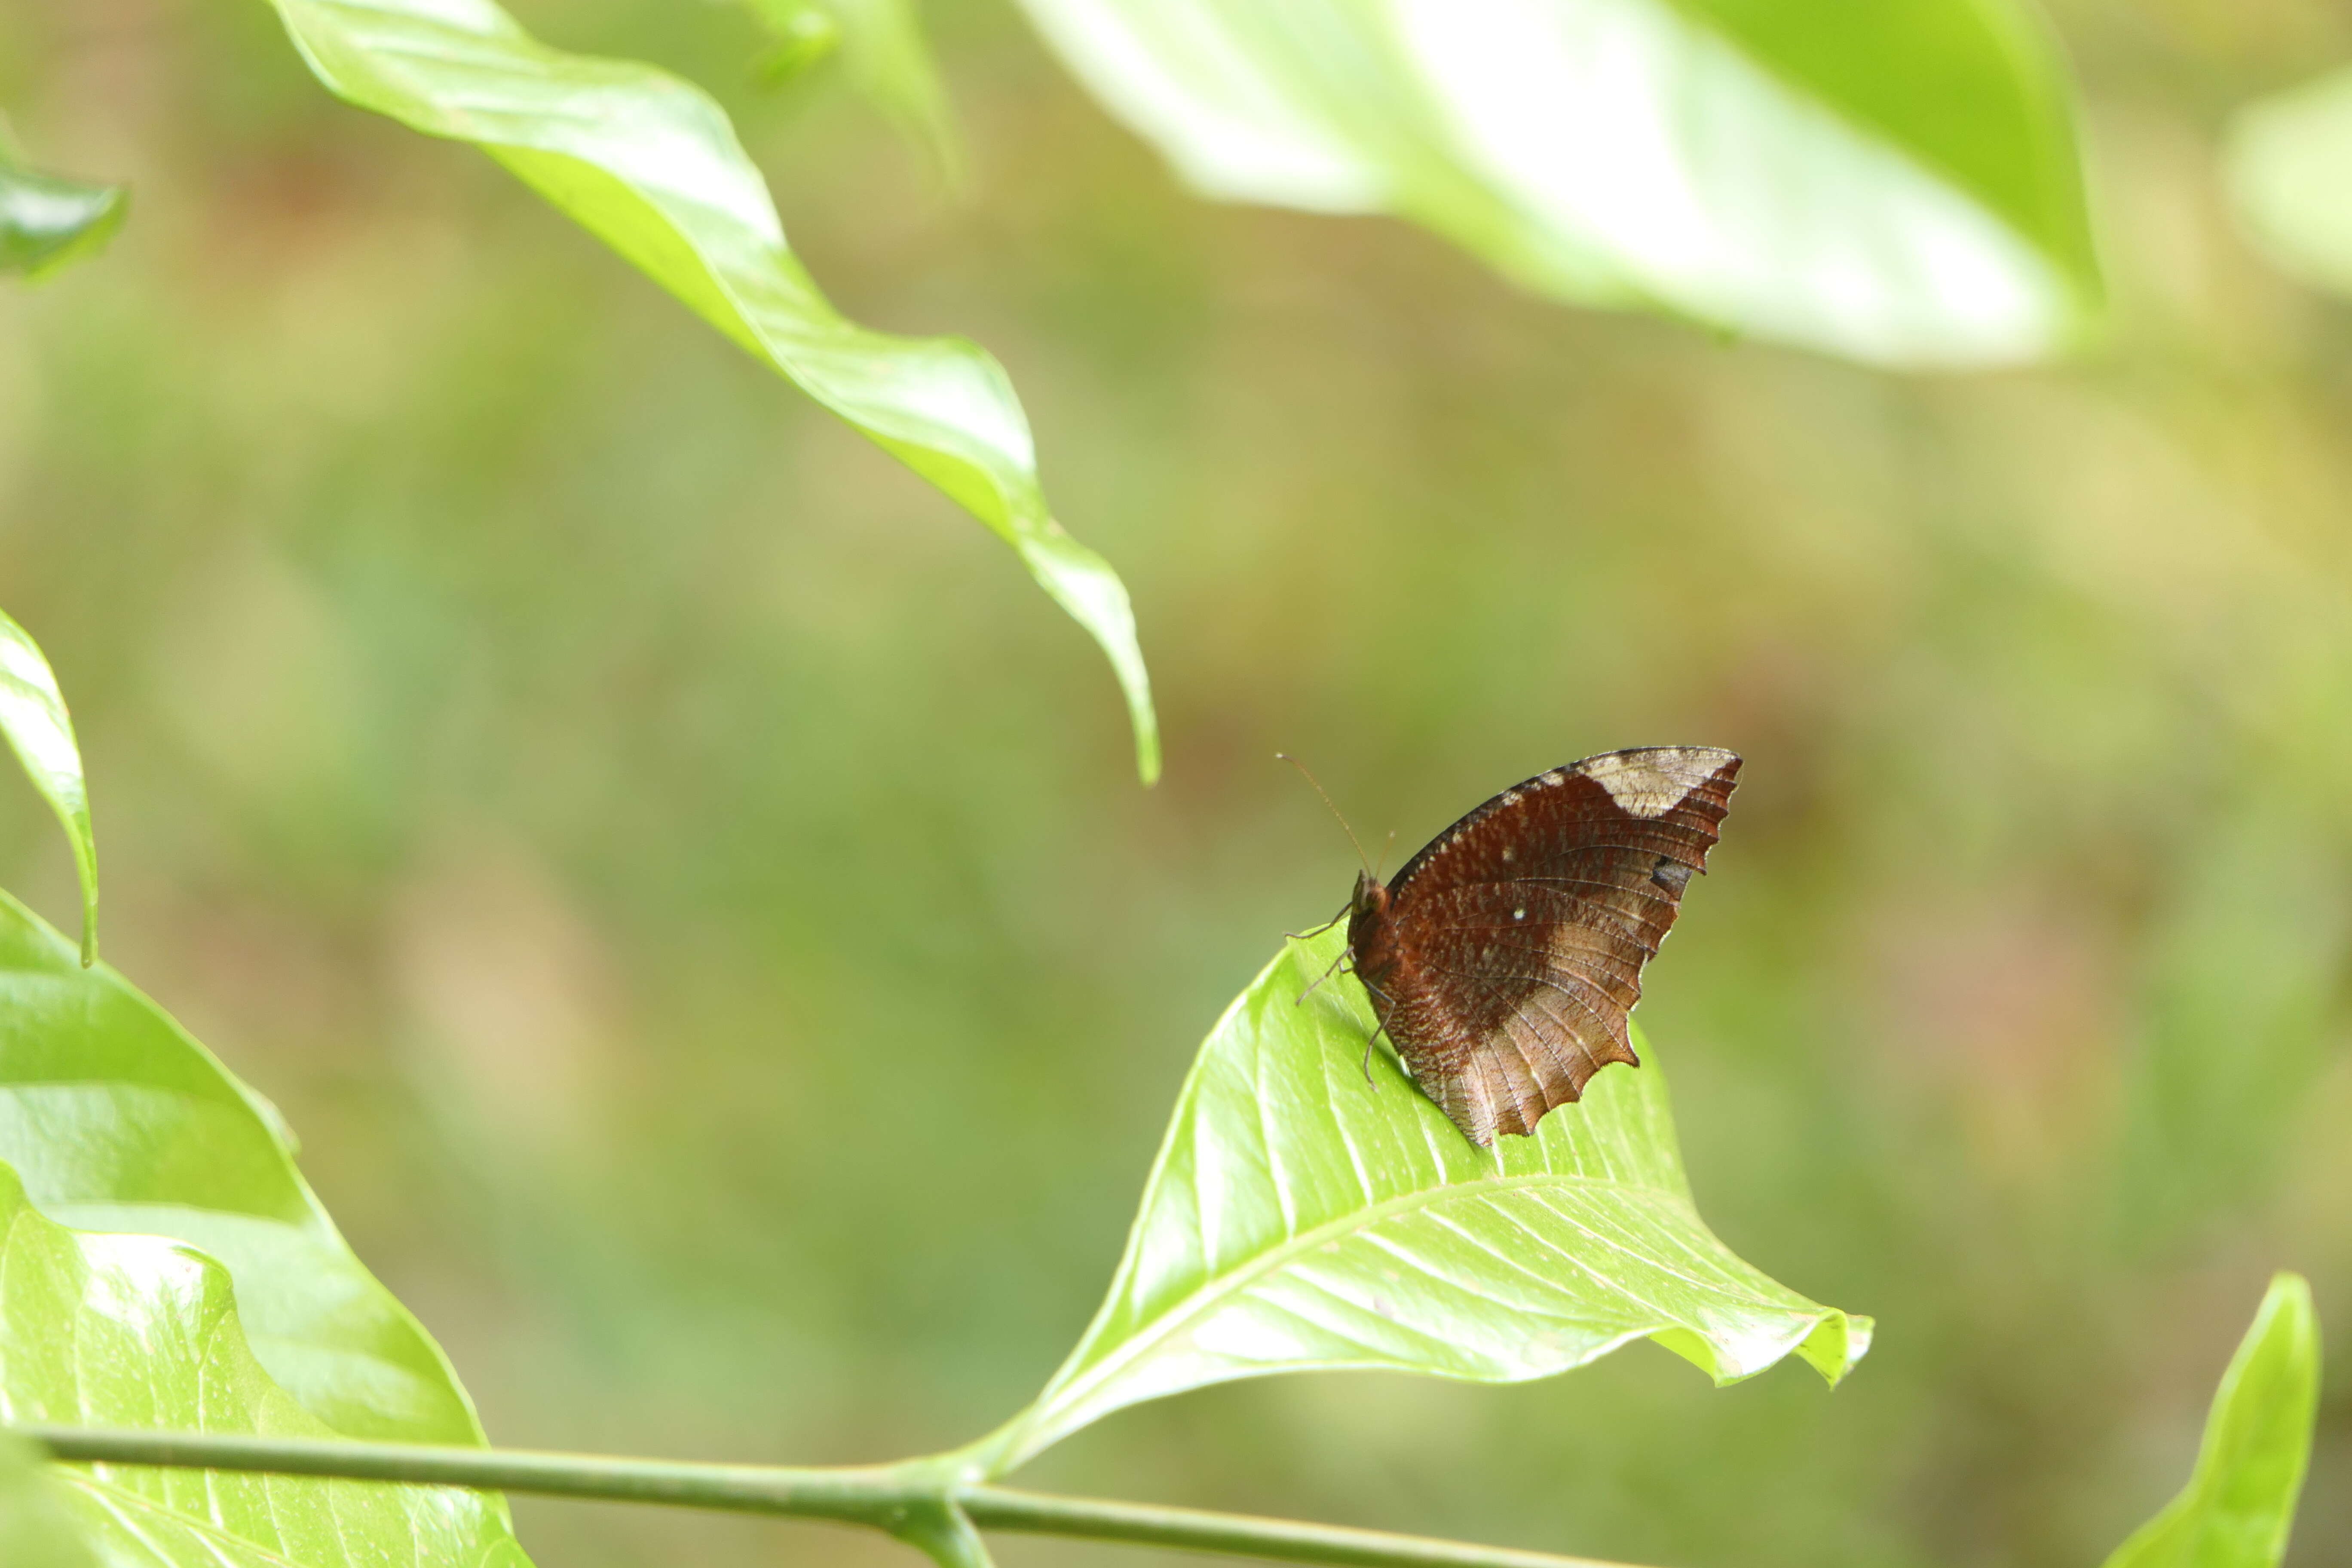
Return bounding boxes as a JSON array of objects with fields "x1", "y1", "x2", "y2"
[
  {"x1": 0, "y1": 1, "x2": 2344, "y2": 1566},
  {"x1": 0, "y1": 153, "x2": 123, "y2": 279}
]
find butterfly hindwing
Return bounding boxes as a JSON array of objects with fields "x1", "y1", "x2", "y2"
[{"x1": 1349, "y1": 747, "x2": 1740, "y2": 1144}]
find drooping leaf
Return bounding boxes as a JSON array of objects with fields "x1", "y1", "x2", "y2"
[
  {"x1": 2103, "y1": 1273, "x2": 2320, "y2": 1568},
  {"x1": 0, "y1": 1161, "x2": 532, "y2": 1568},
  {"x1": 0, "y1": 157, "x2": 126, "y2": 278},
  {"x1": 0, "y1": 1427, "x2": 98, "y2": 1568},
  {"x1": 1012, "y1": 0, "x2": 2099, "y2": 367},
  {"x1": 266, "y1": 0, "x2": 1156, "y2": 781},
  {"x1": 744, "y1": 0, "x2": 960, "y2": 178},
  {"x1": 0, "y1": 612, "x2": 97, "y2": 966},
  {"x1": 970, "y1": 927, "x2": 1869, "y2": 1473},
  {"x1": 0, "y1": 890, "x2": 492, "y2": 1451},
  {"x1": 2226, "y1": 68, "x2": 2352, "y2": 299}
]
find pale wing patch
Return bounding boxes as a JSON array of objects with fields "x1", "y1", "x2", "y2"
[{"x1": 1576, "y1": 747, "x2": 1735, "y2": 818}]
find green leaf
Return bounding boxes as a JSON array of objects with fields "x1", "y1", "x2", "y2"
[
  {"x1": 0, "y1": 1161, "x2": 532, "y2": 1568},
  {"x1": 0, "y1": 612, "x2": 97, "y2": 966},
  {"x1": 2103, "y1": 1274, "x2": 2321, "y2": 1568},
  {"x1": 2226, "y1": 67, "x2": 2352, "y2": 298},
  {"x1": 0, "y1": 157, "x2": 126, "y2": 279},
  {"x1": 266, "y1": 0, "x2": 1156, "y2": 781},
  {"x1": 744, "y1": 0, "x2": 961, "y2": 179},
  {"x1": 745, "y1": 1, "x2": 845, "y2": 86},
  {"x1": 971, "y1": 927, "x2": 1870, "y2": 1474},
  {"x1": 0, "y1": 890, "x2": 493, "y2": 1451},
  {"x1": 1012, "y1": 0, "x2": 2099, "y2": 366},
  {"x1": 0, "y1": 1428, "x2": 98, "y2": 1568}
]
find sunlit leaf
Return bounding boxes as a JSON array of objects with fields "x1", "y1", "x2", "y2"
[
  {"x1": 0, "y1": 1161, "x2": 532, "y2": 1568},
  {"x1": 744, "y1": 0, "x2": 960, "y2": 178},
  {"x1": 0, "y1": 891, "x2": 494, "y2": 1451},
  {"x1": 0, "y1": 1428, "x2": 97, "y2": 1568},
  {"x1": 1013, "y1": 0, "x2": 2099, "y2": 367},
  {"x1": 970, "y1": 927, "x2": 1870, "y2": 1473},
  {"x1": 0, "y1": 612, "x2": 97, "y2": 966},
  {"x1": 2103, "y1": 1274, "x2": 2320, "y2": 1568},
  {"x1": 0, "y1": 157, "x2": 126, "y2": 279},
  {"x1": 267, "y1": 0, "x2": 1156, "y2": 781},
  {"x1": 2226, "y1": 68, "x2": 2352, "y2": 299}
]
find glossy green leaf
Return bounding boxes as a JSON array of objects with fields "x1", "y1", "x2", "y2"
[
  {"x1": 266, "y1": 0, "x2": 1156, "y2": 781},
  {"x1": 0, "y1": 157, "x2": 126, "y2": 279},
  {"x1": 0, "y1": 612, "x2": 97, "y2": 966},
  {"x1": 0, "y1": 1428, "x2": 98, "y2": 1568},
  {"x1": 0, "y1": 1161, "x2": 532, "y2": 1568},
  {"x1": 1013, "y1": 0, "x2": 2098, "y2": 366},
  {"x1": 0, "y1": 890, "x2": 493, "y2": 1451},
  {"x1": 2103, "y1": 1274, "x2": 2321, "y2": 1568},
  {"x1": 971, "y1": 927, "x2": 1870, "y2": 1473},
  {"x1": 2226, "y1": 68, "x2": 2352, "y2": 299},
  {"x1": 744, "y1": 0, "x2": 960, "y2": 178}
]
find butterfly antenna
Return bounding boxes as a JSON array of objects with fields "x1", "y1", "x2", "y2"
[
  {"x1": 1373, "y1": 828, "x2": 1397, "y2": 881},
  {"x1": 1276, "y1": 753, "x2": 1374, "y2": 876}
]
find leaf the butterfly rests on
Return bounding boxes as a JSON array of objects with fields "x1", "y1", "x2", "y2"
[
  {"x1": 1347, "y1": 747, "x2": 1739, "y2": 1145},
  {"x1": 972, "y1": 931, "x2": 1867, "y2": 1472}
]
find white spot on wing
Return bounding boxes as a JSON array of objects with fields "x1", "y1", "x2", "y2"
[{"x1": 1577, "y1": 746, "x2": 1734, "y2": 818}]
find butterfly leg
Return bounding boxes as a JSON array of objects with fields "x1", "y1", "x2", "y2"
[
  {"x1": 1283, "y1": 895, "x2": 1354, "y2": 944},
  {"x1": 1294, "y1": 944, "x2": 1352, "y2": 1006},
  {"x1": 1355, "y1": 977, "x2": 1397, "y2": 1084}
]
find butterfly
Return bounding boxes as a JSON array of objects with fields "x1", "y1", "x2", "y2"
[{"x1": 1339, "y1": 747, "x2": 1740, "y2": 1145}]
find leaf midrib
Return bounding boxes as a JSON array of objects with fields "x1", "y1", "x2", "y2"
[{"x1": 1030, "y1": 1163, "x2": 1685, "y2": 1439}]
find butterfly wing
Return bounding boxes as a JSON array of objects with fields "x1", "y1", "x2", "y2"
[{"x1": 1374, "y1": 747, "x2": 1740, "y2": 1144}]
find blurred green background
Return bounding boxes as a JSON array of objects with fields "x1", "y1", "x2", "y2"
[{"x1": 0, "y1": 1, "x2": 2346, "y2": 1565}]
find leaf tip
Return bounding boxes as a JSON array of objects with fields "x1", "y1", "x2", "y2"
[{"x1": 1809, "y1": 1311, "x2": 1874, "y2": 1387}]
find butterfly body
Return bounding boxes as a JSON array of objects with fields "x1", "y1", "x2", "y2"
[{"x1": 1344, "y1": 746, "x2": 1741, "y2": 1145}]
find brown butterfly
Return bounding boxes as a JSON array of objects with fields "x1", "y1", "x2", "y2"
[{"x1": 1339, "y1": 747, "x2": 1740, "y2": 1145}]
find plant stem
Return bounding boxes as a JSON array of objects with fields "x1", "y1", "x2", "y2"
[
  {"x1": 15, "y1": 1425, "x2": 1643, "y2": 1568},
  {"x1": 962, "y1": 1489, "x2": 1638, "y2": 1567}
]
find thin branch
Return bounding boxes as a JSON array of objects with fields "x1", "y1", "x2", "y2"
[
  {"x1": 14, "y1": 1425, "x2": 1645, "y2": 1568},
  {"x1": 964, "y1": 1488, "x2": 1639, "y2": 1567}
]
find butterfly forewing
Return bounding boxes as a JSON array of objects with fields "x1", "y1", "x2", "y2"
[{"x1": 1349, "y1": 747, "x2": 1740, "y2": 1145}]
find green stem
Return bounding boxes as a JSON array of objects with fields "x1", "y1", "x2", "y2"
[{"x1": 15, "y1": 1425, "x2": 1644, "y2": 1568}]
